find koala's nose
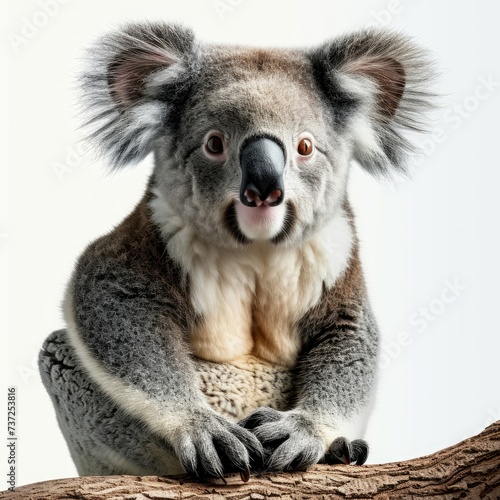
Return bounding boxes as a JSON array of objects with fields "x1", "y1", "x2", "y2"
[{"x1": 239, "y1": 136, "x2": 285, "y2": 207}]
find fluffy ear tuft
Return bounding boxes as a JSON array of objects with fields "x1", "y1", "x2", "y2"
[
  {"x1": 80, "y1": 22, "x2": 199, "y2": 168},
  {"x1": 309, "y1": 29, "x2": 437, "y2": 177}
]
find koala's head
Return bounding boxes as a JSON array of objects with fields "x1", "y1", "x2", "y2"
[{"x1": 82, "y1": 23, "x2": 433, "y2": 248}]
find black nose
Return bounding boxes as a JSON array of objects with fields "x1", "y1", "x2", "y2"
[{"x1": 239, "y1": 136, "x2": 285, "y2": 207}]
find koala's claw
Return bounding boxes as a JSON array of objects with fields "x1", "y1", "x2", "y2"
[
  {"x1": 241, "y1": 408, "x2": 370, "y2": 470},
  {"x1": 177, "y1": 413, "x2": 263, "y2": 481},
  {"x1": 239, "y1": 407, "x2": 324, "y2": 472},
  {"x1": 325, "y1": 437, "x2": 369, "y2": 466},
  {"x1": 240, "y1": 406, "x2": 282, "y2": 430}
]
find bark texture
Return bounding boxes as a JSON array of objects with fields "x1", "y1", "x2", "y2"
[{"x1": 3, "y1": 421, "x2": 500, "y2": 499}]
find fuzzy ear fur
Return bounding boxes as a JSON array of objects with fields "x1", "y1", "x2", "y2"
[
  {"x1": 81, "y1": 22, "x2": 199, "y2": 168},
  {"x1": 309, "y1": 29, "x2": 436, "y2": 176}
]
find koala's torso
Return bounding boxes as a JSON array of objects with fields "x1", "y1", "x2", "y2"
[
  {"x1": 181, "y1": 217, "x2": 353, "y2": 368},
  {"x1": 71, "y1": 190, "x2": 356, "y2": 422},
  {"x1": 195, "y1": 357, "x2": 293, "y2": 421}
]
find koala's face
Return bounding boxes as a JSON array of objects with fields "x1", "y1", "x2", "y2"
[
  {"x1": 154, "y1": 47, "x2": 350, "y2": 247},
  {"x1": 84, "y1": 23, "x2": 432, "y2": 248}
]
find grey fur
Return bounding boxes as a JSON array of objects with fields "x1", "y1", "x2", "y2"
[
  {"x1": 81, "y1": 22, "x2": 200, "y2": 168},
  {"x1": 39, "y1": 329, "x2": 294, "y2": 475},
  {"x1": 40, "y1": 22, "x2": 435, "y2": 478},
  {"x1": 309, "y1": 29, "x2": 436, "y2": 177},
  {"x1": 39, "y1": 330, "x2": 180, "y2": 475}
]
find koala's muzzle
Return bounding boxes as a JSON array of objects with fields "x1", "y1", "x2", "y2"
[{"x1": 239, "y1": 137, "x2": 285, "y2": 207}]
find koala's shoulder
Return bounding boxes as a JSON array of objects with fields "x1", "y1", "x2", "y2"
[{"x1": 74, "y1": 191, "x2": 184, "y2": 294}]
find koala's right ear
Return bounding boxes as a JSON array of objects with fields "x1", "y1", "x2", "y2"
[{"x1": 81, "y1": 22, "x2": 199, "y2": 168}]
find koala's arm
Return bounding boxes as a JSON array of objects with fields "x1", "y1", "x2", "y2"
[
  {"x1": 241, "y1": 251, "x2": 378, "y2": 470},
  {"x1": 65, "y1": 199, "x2": 261, "y2": 479}
]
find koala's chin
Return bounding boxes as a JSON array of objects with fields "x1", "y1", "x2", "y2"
[{"x1": 235, "y1": 201, "x2": 287, "y2": 241}]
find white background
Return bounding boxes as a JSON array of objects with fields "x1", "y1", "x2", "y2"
[{"x1": 1, "y1": 0, "x2": 499, "y2": 488}]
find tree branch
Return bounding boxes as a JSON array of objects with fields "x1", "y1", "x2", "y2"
[{"x1": 4, "y1": 421, "x2": 500, "y2": 499}]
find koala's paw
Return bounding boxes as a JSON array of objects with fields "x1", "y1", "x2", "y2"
[
  {"x1": 239, "y1": 407, "x2": 324, "y2": 472},
  {"x1": 324, "y1": 437, "x2": 369, "y2": 465},
  {"x1": 176, "y1": 411, "x2": 264, "y2": 482}
]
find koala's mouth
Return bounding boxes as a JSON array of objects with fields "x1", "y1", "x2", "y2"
[{"x1": 223, "y1": 200, "x2": 295, "y2": 245}]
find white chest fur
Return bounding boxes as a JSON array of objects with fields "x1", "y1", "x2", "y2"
[{"x1": 151, "y1": 193, "x2": 353, "y2": 368}]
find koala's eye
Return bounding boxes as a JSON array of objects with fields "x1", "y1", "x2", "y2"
[
  {"x1": 205, "y1": 134, "x2": 224, "y2": 155},
  {"x1": 297, "y1": 138, "x2": 314, "y2": 156}
]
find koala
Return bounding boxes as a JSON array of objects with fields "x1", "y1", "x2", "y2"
[{"x1": 39, "y1": 22, "x2": 434, "y2": 480}]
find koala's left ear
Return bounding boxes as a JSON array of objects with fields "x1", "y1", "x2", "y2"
[
  {"x1": 81, "y1": 22, "x2": 200, "y2": 168},
  {"x1": 309, "y1": 30, "x2": 435, "y2": 176}
]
